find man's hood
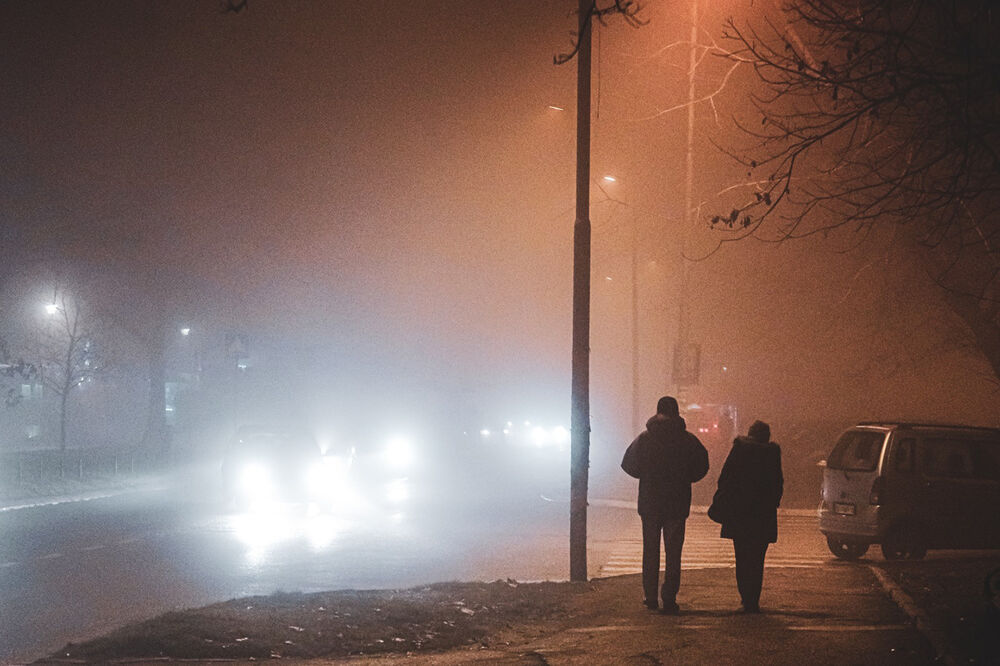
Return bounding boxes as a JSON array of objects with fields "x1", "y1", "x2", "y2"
[{"x1": 646, "y1": 413, "x2": 686, "y2": 435}]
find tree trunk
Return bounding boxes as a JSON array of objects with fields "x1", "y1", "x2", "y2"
[
  {"x1": 143, "y1": 324, "x2": 169, "y2": 456},
  {"x1": 59, "y1": 387, "x2": 69, "y2": 452}
]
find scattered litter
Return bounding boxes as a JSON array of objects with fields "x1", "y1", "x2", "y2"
[
  {"x1": 235, "y1": 637, "x2": 249, "y2": 642},
  {"x1": 460, "y1": 607, "x2": 475, "y2": 615},
  {"x1": 288, "y1": 625, "x2": 304, "y2": 632}
]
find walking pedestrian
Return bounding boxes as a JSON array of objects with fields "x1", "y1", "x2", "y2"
[
  {"x1": 621, "y1": 396, "x2": 709, "y2": 614},
  {"x1": 709, "y1": 419, "x2": 783, "y2": 613}
]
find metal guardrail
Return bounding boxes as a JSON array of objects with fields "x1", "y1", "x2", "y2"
[{"x1": 0, "y1": 448, "x2": 162, "y2": 486}]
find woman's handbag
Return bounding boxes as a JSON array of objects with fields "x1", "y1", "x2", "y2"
[{"x1": 707, "y1": 485, "x2": 733, "y2": 524}]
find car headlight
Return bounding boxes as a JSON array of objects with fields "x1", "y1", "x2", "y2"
[
  {"x1": 383, "y1": 436, "x2": 415, "y2": 468},
  {"x1": 239, "y1": 462, "x2": 274, "y2": 499}
]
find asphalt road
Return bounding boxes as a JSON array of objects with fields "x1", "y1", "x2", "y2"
[{"x1": 0, "y1": 460, "x2": 628, "y2": 665}]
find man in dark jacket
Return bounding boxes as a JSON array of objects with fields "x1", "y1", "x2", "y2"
[
  {"x1": 621, "y1": 396, "x2": 709, "y2": 614},
  {"x1": 713, "y1": 419, "x2": 783, "y2": 613}
]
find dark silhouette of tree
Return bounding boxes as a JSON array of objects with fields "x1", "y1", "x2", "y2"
[
  {"x1": 33, "y1": 288, "x2": 111, "y2": 451},
  {"x1": 713, "y1": 0, "x2": 1000, "y2": 384}
]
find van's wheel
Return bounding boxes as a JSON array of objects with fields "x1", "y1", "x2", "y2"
[
  {"x1": 881, "y1": 524, "x2": 927, "y2": 560},
  {"x1": 826, "y1": 535, "x2": 870, "y2": 560}
]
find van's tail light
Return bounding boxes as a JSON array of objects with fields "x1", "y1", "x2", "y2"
[{"x1": 869, "y1": 477, "x2": 884, "y2": 505}]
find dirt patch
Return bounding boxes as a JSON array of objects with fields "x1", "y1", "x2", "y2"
[{"x1": 40, "y1": 580, "x2": 595, "y2": 663}]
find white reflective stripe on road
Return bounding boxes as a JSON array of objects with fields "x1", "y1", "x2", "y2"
[
  {"x1": 597, "y1": 512, "x2": 831, "y2": 577},
  {"x1": 567, "y1": 623, "x2": 911, "y2": 632}
]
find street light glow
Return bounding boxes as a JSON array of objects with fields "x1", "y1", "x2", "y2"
[
  {"x1": 44, "y1": 303, "x2": 59, "y2": 315},
  {"x1": 180, "y1": 327, "x2": 191, "y2": 336},
  {"x1": 603, "y1": 175, "x2": 617, "y2": 182}
]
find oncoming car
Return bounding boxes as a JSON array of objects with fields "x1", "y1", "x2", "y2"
[
  {"x1": 222, "y1": 424, "x2": 353, "y2": 512},
  {"x1": 353, "y1": 433, "x2": 420, "y2": 510}
]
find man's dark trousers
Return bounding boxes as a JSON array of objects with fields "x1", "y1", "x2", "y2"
[{"x1": 640, "y1": 513, "x2": 686, "y2": 607}]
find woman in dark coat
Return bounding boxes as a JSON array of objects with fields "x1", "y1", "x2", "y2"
[{"x1": 712, "y1": 420, "x2": 783, "y2": 613}]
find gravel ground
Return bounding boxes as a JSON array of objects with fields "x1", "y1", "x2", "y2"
[{"x1": 37, "y1": 580, "x2": 590, "y2": 663}]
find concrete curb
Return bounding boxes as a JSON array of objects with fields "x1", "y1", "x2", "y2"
[
  {"x1": 0, "y1": 482, "x2": 166, "y2": 513},
  {"x1": 869, "y1": 564, "x2": 957, "y2": 666}
]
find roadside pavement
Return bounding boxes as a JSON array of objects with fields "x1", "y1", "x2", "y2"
[
  {"x1": 291, "y1": 564, "x2": 935, "y2": 665},
  {"x1": 287, "y1": 508, "x2": 938, "y2": 665}
]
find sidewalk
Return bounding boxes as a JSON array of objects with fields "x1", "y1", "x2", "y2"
[{"x1": 298, "y1": 565, "x2": 934, "y2": 665}]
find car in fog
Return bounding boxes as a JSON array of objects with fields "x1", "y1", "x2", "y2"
[
  {"x1": 222, "y1": 424, "x2": 352, "y2": 512},
  {"x1": 351, "y1": 433, "x2": 421, "y2": 510},
  {"x1": 819, "y1": 422, "x2": 1000, "y2": 560}
]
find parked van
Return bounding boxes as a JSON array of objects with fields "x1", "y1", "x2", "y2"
[{"x1": 819, "y1": 422, "x2": 1000, "y2": 560}]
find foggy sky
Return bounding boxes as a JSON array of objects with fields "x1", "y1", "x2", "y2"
[{"x1": 3, "y1": 0, "x2": 997, "y2": 451}]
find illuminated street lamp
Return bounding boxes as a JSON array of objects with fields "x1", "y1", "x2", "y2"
[{"x1": 44, "y1": 303, "x2": 59, "y2": 315}]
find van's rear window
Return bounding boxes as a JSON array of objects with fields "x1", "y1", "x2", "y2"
[{"x1": 828, "y1": 431, "x2": 885, "y2": 471}]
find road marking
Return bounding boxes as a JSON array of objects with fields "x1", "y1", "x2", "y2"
[
  {"x1": 38, "y1": 552, "x2": 63, "y2": 560},
  {"x1": 597, "y1": 513, "x2": 831, "y2": 577},
  {"x1": 592, "y1": 500, "x2": 819, "y2": 519},
  {"x1": 568, "y1": 623, "x2": 910, "y2": 632},
  {"x1": 785, "y1": 624, "x2": 911, "y2": 631},
  {"x1": 567, "y1": 625, "x2": 643, "y2": 633},
  {"x1": 0, "y1": 561, "x2": 19, "y2": 568}
]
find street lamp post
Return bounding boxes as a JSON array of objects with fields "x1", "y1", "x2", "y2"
[{"x1": 570, "y1": 0, "x2": 593, "y2": 583}]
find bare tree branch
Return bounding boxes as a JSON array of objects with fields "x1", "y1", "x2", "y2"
[
  {"x1": 555, "y1": 0, "x2": 646, "y2": 65},
  {"x1": 712, "y1": 0, "x2": 1000, "y2": 382}
]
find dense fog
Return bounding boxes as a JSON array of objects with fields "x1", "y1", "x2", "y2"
[{"x1": 2, "y1": 0, "x2": 997, "y2": 487}]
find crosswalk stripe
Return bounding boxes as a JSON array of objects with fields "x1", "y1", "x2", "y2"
[{"x1": 597, "y1": 513, "x2": 831, "y2": 577}]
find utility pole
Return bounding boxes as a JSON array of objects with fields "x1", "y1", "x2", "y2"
[
  {"x1": 570, "y1": 0, "x2": 593, "y2": 583},
  {"x1": 675, "y1": 0, "x2": 699, "y2": 405}
]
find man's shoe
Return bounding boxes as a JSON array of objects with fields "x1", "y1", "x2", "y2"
[
  {"x1": 643, "y1": 599, "x2": 659, "y2": 611},
  {"x1": 741, "y1": 603, "x2": 760, "y2": 614},
  {"x1": 659, "y1": 601, "x2": 680, "y2": 615}
]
